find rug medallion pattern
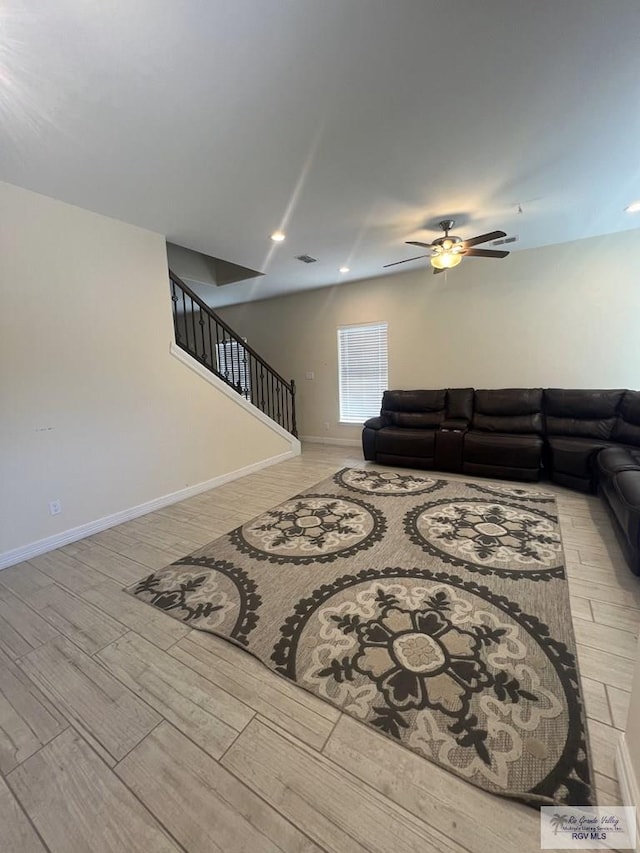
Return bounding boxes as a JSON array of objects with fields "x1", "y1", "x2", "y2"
[{"x1": 128, "y1": 467, "x2": 592, "y2": 807}]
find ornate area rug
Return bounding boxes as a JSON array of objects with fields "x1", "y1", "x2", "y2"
[{"x1": 126, "y1": 467, "x2": 593, "y2": 807}]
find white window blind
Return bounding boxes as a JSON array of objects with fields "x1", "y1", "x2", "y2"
[
  {"x1": 216, "y1": 339, "x2": 251, "y2": 398},
  {"x1": 338, "y1": 322, "x2": 388, "y2": 423}
]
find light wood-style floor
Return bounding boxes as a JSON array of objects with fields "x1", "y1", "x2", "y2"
[{"x1": 1, "y1": 444, "x2": 638, "y2": 853}]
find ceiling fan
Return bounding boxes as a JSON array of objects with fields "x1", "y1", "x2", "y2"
[{"x1": 384, "y1": 219, "x2": 510, "y2": 274}]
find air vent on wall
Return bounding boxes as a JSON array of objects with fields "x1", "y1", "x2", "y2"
[
  {"x1": 492, "y1": 236, "x2": 518, "y2": 246},
  {"x1": 295, "y1": 254, "x2": 318, "y2": 264}
]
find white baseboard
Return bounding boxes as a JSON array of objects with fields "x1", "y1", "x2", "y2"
[
  {"x1": 0, "y1": 450, "x2": 298, "y2": 571},
  {"x1": 616, "y1": 733, "x2": 640, "y2": 849},
  {"x1": 301, "y1": 435, "x2": 361, "y2": 447}
]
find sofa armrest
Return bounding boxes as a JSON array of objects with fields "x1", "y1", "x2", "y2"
[
  {"x1": 363, "y1": 416, "x2": 384, "y2": 430},
  {"x1": 440, "y1": 418, "x2": 469, "y2": 431}
]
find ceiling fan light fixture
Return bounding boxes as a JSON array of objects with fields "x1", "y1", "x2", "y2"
[
  {"x1": 430, "y1": 250, "x2": 463, "y2": 270},
  {"x1": 385, "y1": 220, "x2": 509, "y2": 271}
]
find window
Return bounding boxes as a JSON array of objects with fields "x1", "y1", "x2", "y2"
[
  {"x1": 216, "y1": 339, "x2": 251, "y2": 399},
  {"x1": 338, "y1": 322, "x2": 388, "y2": 423}
]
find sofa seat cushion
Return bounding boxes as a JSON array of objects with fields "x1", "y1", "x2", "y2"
[
  {"x1": 597, "y1": 446, "x2": 640, "y2": 478},
  {"x1": 546, "y1": 437, "x2": 614, "y2": 479},
  {"x1": 464, "y1": 432, "x2": 543, "y2": 469},
  {"x1": 376, "y1": 427, "x2": 437, "y2": 457}
]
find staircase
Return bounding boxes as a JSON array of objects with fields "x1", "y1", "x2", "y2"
[{"x1": 169, "y1": 270, "x2": 297, "y2": 437}]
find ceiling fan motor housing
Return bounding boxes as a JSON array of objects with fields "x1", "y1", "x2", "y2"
[{"x1": 432, "y1": 220, "x2": 462, "y2": 250}]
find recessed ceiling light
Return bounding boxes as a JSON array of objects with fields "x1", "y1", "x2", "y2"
[
  {"x1": 270, "y1": 231, "x2": 286, "y2": 242},
  {"x1": 339, "y1": 266, "x2": 350, "y2": 273},
  {"x1": 624, "y1": 201, "x2": 640, "y2": 213}
]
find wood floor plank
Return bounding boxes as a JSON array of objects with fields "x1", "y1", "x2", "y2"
[
  {"x1": 569, "y1": 515, "x2": 619, "y2": 532},
  {"x1": 0, "y1": 648, "x2": 68, "y2": 774},
  {"x1": 0, "y1": 562, "x2": 54, "y2": 601},
  {"x1": 572, "y1": 536, "x2": 624, "y2": 553},
  {"x1": 7, "y1": 729, "x2": 179, "y2": 853},
  {"x1": 91, "y1": 527, "x2": 184, "y2": 568},
  {"x1": 154, "y1": 505, "x2": 222, "y2": 537},
  {"x1": 575, "y1": 644, "x2": 635, "y2": 691},
  {"x1": 222, "y1": 717, "x2": 466, "y2": 853},
  {"x1": 567, "y1": 578, "x2": 640, "y2": 610},
  {"x1": 580, "y1": 676, "x2": 612, "y2": 726},
  {"x1": 565, "y1": 560, "x2": 640, "y2": 594},
  {"x1": 586, "y1": 718, "x2": 621, "y2": 780},
  {"x1": 322, "y1": 714, "x2": 545, "y2": 853},
  {"x1": 606, "y1": 685, "x2": 631, "y2": 731},
  {"x1": 80, "y1": 581, "x2": 190, "y2": 651},
  {"x1": 559, "y1": 526, "x2": 617, "y2": 548},
  {"x1": 97, "y1": 632, "x2": 253, "y2": 758},
  {"x1": 170, "y1": 633, "x2": 338, "y2": 750},
  {"x1": 569, "y1": 595, "x2": 593, "y2": 622},
  {"x1": 26, "y1": 584, "x2": 128, "y2": 655},
  {"x1": 595, "y1": 786, "x2": 623, "y2": 807},
  {"x1": 179, "y1": 632, "x2": 338, "y2": 722},
  {"x1": 27, "y1": 551, "x2": 106, "y2": 593},
  {"x1": 590, "y1": 600, "x2": 640, "y2": 634},
  {"x1": 128, "y1": 513, "x2": 211, "y2": 545},
  {"x1": 572, "y1": 617, "x2": 638, "y2": 661},
  {"x1": 0, "y1": 774, "x2": 47, "y2": 852},
  {"x1": 119, "y1": 518, "x2": 200, "y2": 554},
  {"x1": 117, "y1": 722, "x2": 320, "y2": 853},
  {"x1": 20, "y1": 636, "x2": 160, "y2": 761},
  {"x1": 61, "y1": 539, "x2": 150, "y2": 585},
  {"x1": 594, "y1": 771, "x2": 623, "y2": 806},
  {"x1": 0, "y1": 587, "x2": 60, "y2": 660}
]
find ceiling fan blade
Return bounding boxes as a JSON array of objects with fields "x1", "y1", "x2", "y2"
[
  {"x1": 462, "y1": 230, "x2": 506, "y2": 248},
  {"x1": 405, "y1": 241, "x2": 434, "y2": 249},
  {"x1": 383, "y1": 254, "x2": 429, "y2": 268},
  {"x1": 463, "y1": 248, "x2": 510, "y2": 258}
]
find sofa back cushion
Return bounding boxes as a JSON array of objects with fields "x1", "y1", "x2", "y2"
[
  {"x1": 446, "y1": 388, "x2": 474, "y2": 421},
  {"x1": 613, "y1": 390, "x2": 640, "y2": 446},
  {"x1": 472, "y1": 389, "x2": 543, "y2": 434},
  {"x1": 544, "y1": 389, "x2": 624, "y2": 440},
  {"x1": 381, "y1": 389, "x2": 446, "y2": 428}
]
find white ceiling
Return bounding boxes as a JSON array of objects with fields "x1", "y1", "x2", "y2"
[{"x1": 2, "y1": 0, "x2": 639, "y2": 307}]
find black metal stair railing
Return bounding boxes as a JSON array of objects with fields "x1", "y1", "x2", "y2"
[{"x1": 169, "y1": 269, "x2": 297, "y2": 437}]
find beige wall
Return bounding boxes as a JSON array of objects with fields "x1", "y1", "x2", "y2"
[
  {"x1": 219, "y1": 228, "x2": 640, "y2": 442},
  {"x1": 0, "y1": 182, "x2": 291, "y2": 557}
]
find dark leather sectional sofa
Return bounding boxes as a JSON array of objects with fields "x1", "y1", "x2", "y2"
[{"x1": 362, "y1": 387, "x2": 640, "y2": 575}]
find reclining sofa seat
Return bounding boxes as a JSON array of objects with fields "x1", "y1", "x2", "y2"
[
  {"x1": 463, "y1": 389, "x2": 544, "y2": 482},
  {"x1": 596, "y1": 391, "x2": 640, "y2": 574},
  {"x1": 544, "y1": 389, "x2": 625, "y2": 492},
  {"x1": 362, "y1": 388, "x2": 473, "y2": 470}
]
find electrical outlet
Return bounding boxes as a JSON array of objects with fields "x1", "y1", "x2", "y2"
[
  {"x1": 48, "y1": 499, "x2": 62, "y2": 516},
  {"x1": 324, "y1": 422, "x2": 330, "y2": 431}
]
